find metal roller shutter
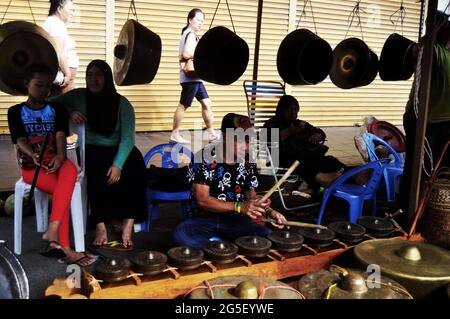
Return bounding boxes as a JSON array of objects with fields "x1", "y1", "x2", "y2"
[{"x1": 0, "y1": 0, "x2": 422, "y2": 133}]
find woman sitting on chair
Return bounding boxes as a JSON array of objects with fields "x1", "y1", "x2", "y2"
[
  {"x1": 51, "y1": 59, "x2": 147, "y2": 249},
  {"x1": 263, "y1": 95, "x2": 346, "y2": 189}
]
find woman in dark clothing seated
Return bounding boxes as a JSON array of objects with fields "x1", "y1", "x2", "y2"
[
  {"x1": 52, "y1": 60, "x2": 147, "y2": 249},
  {"x1": 263, "y1": 95, "x2": 346, "y2": 189}
]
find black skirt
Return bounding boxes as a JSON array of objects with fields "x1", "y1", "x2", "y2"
[{"x1": 85, "y1": 145, "x2": 147, "y2": 224}]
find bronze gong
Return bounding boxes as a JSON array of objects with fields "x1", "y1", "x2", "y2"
[
  {"x1": 0, "y1": 21, "x2": 58, "y2": 95},
  {"x1": 167, "y1": 246, "x2": 204, "y2": 270},
  {"x1": 113, "y1": 19, "x2": 161, "y2": 86},
  {"x1": 188, "y1": 275, "x2": 303, "y2": 299},
  {"x1": 267, "y1": 230, "x2": 304, "y2": 252},
  {"x1": 354, "y1": 238, "x2": 450, "y2": 298},
  {"x1": 235, "y1": 236, "x2": 272, "y2": 258},
  {"x1": 203, "y1": 240, "x2": 239, "y2": 264},
  {"x1": 129, "y1": 251, "x2": 167, "y2": 276},
  {"x1": 329, "y1": 37, "x2": 378, "y2": 89},
  {"x1": 94, "y1": 258, "x2": 130, "y2": 283},
  {"x1": 298, "y1": 267, "x2": 412, "y2": 299}
]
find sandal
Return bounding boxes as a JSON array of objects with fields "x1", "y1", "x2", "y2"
[
  {"x1": 93, "y1": 240, "x2": 133, "y2": 251},
  {"x1": 66, "y1": 252, "x2": 98, "y2": 267},
  {"x1": 39, "y1": 240, "x2": 67, "y2": 258}
]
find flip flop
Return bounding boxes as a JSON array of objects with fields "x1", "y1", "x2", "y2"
[
  {"x1": 39, "y1": 240, "x2": 67, "y2": 258},
  {"x1": 93, "y1": 241, "x2": 133, "y2": 251},
  {"x1": 67, "y1": 252, "x2": 98, "y2": 267}
]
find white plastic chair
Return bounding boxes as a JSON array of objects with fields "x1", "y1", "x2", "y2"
[{"x1": 14, "y1": 122, "x2": 87, "y2": 255}]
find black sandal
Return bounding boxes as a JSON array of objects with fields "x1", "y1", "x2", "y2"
[{"x1": 39, "y1": 240, "x2": 67, "y2": 258}]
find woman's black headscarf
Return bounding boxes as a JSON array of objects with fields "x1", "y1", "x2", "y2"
[
  {"x1": 275, "y1": 94, "x2": 299, "y2": 126},
  {"x1": 86, "y1": 60, "x2": 120, "y2": 137}
]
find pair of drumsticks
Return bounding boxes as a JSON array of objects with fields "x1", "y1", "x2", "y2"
[{"x1": 258, "y1": 160, "x2": 327, "y2": 230}]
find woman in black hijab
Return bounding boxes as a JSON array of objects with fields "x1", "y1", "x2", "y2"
[
  {"x1": 53, "y1": 59, "x2": 147, "y2": 249},
  {"x1": 264, "y1": 95, "x2": 346, "y2": 189}
]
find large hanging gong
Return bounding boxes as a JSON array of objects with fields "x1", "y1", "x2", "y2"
[
  {"x1": 329, "y1": 38, "x2": 379, "y2": 89},
  {"x1": 379, "y1": 33, "x2": 416, "y2": 81},
  {"x1": 0, "y1": 21, "x2": 58, "y2": 95},
  {"x1": 277, "y1": 29, "x2": 333, "y2": 85},
  {"x1": 194, "y1": 26, "x2": 249, "y2": 85},
  {"x1": 113, "y1": 19, "x2": 161, "y2": 86}
]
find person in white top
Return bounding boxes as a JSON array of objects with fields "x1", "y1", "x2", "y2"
[
  {"x1": 43, "y1": 0, "x2": 79, "y2": 95},
  {"x1": 170, "y1": 8, "x2": 220, "y2": 144}
]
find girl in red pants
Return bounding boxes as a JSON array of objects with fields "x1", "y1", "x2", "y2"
[{"x1": 7, "y1": 64, "x2": 96, "y2": 266}]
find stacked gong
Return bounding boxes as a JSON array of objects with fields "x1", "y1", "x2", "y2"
[
  {"x1": 188, "y1": 275, "x2": 303, "y2": 299},
  {"x1": 0, "y1": 21, "x2": 58, "y2": 95},
  {"x1": 298, "y1": 266, "x2": 412, "y2": 299}
]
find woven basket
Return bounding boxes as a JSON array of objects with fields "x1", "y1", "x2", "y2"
[{"x1": 420, "y1": 168, "x2": 450, "y2": 249}]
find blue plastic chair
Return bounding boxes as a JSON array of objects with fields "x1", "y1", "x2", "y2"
[
  {"x1": 137, "y1": 143, "x2": 193, "y2": 232},
  {"x1": 317, "y1": 159, "x2": 390, "y2": 224},
  {"x1": 363, "y1": 133, "x2": 404, "y2": 202}
]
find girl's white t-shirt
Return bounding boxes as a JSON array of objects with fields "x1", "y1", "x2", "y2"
[{"x1": 43, "y1": 15, "x2": 79, "y2": 69}]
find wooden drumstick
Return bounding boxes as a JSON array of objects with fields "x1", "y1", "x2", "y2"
[
  {"x1": 260, "y1": 160, "x2": 300, "y2": 203},
  {"x1": 262, "y1": 218, "x2": 327, "y2": 229}
]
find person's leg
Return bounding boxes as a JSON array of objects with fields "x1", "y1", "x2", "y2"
[
  {"x1": 172, "y1": 103, "x2": 187, "y2": 131},
  {"x1": 171, "y1": 83, "x2": 195, "y2": 143},
  {"x1": 200, "y1": 98, "x2": 213, "y2": 129},
  {"x1": 115, "y1": 147, "x2": 147, "y2": 246},
  {"x1": 48, "y1": 160, "x2": 77, "y2": 248},
  {"x1": 121, "y1": 218, "x2": 134, "y2": 247},
  {"x1": 22, "y1": 161, "x2": 94, "y2": 265},
  {"x1": 314, "y1": 156, "x2": 346, "y2": 187},
  {"x1": 197, "y1": 83, "x2": 219, "y2": 141},
  {"x1": 173, "y1": 217, "x2": 218, "y2": 250},
  {"x1": 86, "y1": 145, "x2": 117, "y2": 245},
  {"x1": 22, "y1": 169, "x2": 59, "y2": 243}
]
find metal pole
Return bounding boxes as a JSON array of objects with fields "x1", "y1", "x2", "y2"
[
  {"x1": 418, "y1": 0, "x2": 425, "y2": 39},
  {"x1": 252, "y1": 0, "x2": 264, "y2": 81},
  {"x1": 408, "y1": 0, "x2": 438, "y2": 227}
]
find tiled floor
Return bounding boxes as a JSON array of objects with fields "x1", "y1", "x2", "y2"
[{"x1": 0, "y1": 126, "x2": 367, "y2": 192}]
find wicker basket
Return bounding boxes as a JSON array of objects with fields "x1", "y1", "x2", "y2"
[{"x1": 420, "y1": 168, "x2": 450, "y2": 249}]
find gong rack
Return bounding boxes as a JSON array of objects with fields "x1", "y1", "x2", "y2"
[{"x1": 45, "y1": 229, "x2": 414, "y2": 299}]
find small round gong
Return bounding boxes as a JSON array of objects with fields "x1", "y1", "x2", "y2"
[
  {"x1": 94, "y1": 258, "x2": 130, "y2": 283},
  {"x1": 267, "y1": 230, "x2": 304, "y2": 252},
  {"x1": 295, "y1": 227, "x2": 335, "y2": 248},
  {"x1": 203, "y1": 241, "x2": 238, "y2": 264},
  {"x1": 113, "y1": 19, "x2": 161, "y2": 86},
  {"x1": 167, "y1": 246, "x2": 203, "y2": 270},
  {"x1": 129, "y1": 251, "x2": 167, "y2": 276},
  {"x1": 357, "y1": 216, "x2": 394, "y2": 238},
  {"x1": 235, "y1": 236, "x2": 272, "y2": 258},
  {"x1": 328, "y1": 221, "x2": 366, "y2": 245}
]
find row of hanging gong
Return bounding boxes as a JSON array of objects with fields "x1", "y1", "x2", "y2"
[{"x1": 0, "y1": 0, "x2": 416, "y2": 96}]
